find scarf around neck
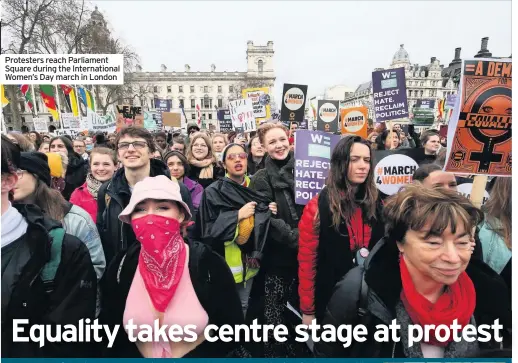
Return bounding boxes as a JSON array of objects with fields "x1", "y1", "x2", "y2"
[
  {"x1": 86, "y1": 173, "x2": 103, "y2": 200},
  {"x1": 2, "y1": 204, "x2": 28, "y2": 247},
  {"x1": 189, "y1": 157, "x2": 214, "y2": 179},
  {"x1": 399, "y1": 257, "x2": 476, "y2": 347}
]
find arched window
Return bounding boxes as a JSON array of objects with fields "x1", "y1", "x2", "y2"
[{"x1": 258, "y1": 60, "x2": 264, "y2": 75}]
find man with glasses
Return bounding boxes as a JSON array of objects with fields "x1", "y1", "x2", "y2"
[{"x1": 96, "y1": 126, "x2": 193, "y2": 264}]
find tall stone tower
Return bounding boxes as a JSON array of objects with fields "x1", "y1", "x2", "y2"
[{"x1": 246, "y1": 41, "x2": 275, "y2": 79}]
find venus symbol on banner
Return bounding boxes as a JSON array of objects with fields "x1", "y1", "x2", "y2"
[{"x1": 228, "y1": 99, "x2": 256, "y2": 132}]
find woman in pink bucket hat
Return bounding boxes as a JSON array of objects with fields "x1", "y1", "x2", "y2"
[{"x1": 100, "y1": 175, "x2": 245, "y2": 358}]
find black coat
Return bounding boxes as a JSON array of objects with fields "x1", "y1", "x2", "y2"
[
  {"x1": 187, "y1": 163, "x2": 224, "y2": 190},
  {"x1": 2, "y1": 204, "x2": 97, "y2": 357},
  {"x1": 247, "y1": 154, "x2": 265, "y2": 176},
  {"x1": 96, "y1": 159, "x2": 193, "y2": 264},
  {"x1": 63, "y1": 152, "x2": 88, "y2": 201},
  {"x1": 99, "y1": 239, "x2": 244, "y2": 357},
  {"x1": 314, "y1": 238, "x2": 512, "y2": 358},
  {"x1": 196, "y1": 177, "x2": 272, "y2": 259},
  {"x1": 249, "y1": 153, "x2": 303, "y2": 277},
  {"x1": 313, "y1": 187, "x2": 385, "y2": 321}
]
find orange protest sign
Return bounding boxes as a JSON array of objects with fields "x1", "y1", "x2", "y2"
[
  {"x1": 445, "y1": 59, "x2": 512, "y2": 176},
  {"x1": 340, "y1": 106, "x2": 368, "y2": 138}
]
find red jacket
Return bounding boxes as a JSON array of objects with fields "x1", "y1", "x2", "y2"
[
  {"x1": 69, "y1": 182, "x2": 98, "y2": 223},
  {"x1": 298, "y1": 192, "x2": 379, "y2": 317},
  {"x1": 298, "y1": 194, "x2": 320, "y2": 316}
]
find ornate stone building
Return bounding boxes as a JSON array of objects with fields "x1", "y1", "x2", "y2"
[
  {"x1": 341, "y1": 38, "x2": 499, "y2": 129},
  {"x1": 123, "y1": 41, "x2": 275, "y2": 129}
]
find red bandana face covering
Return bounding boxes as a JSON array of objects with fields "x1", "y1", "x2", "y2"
[{"x1": 131, "y1": 215, "x2": 187, "y2": 312}]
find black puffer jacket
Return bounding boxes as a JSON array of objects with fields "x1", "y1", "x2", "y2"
[
  {"x1": 314, "y1": 238, "x2": 512, "y2": 358},
  {"x1": 96, "y1": 159, "x2": 193, "y2": 264},
  {"x1": 2, "y1": 204, "x2": 97, "y2": 357},
  {"x1": 100, "y1": 239, "x2": 244, "y2": 357},
  {"x1": 249, "y1": 152, "x2": 303, "y2": 278}
]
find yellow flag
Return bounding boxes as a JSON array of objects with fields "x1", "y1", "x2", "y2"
[{"x1": 1, "y1": 85, "x2": 9, "y2": 107}]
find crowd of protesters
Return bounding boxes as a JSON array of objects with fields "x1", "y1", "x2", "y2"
[{"x1": 1, "y1": 120, "x2": 511, "y2": 358}]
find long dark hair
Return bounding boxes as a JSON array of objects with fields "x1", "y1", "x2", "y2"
[
  {"x1": 18, "y1": 176, "x2": 69, "y2": 221},
  {"x1": 483, "y1": 177, "x2": 512, "y2": 249},
  {"x1": 49, "y1": 135, "x2": 75, "y2": 156},
  {"x1": 325, "y1": 136, "x2": 378, "y2": 230}
]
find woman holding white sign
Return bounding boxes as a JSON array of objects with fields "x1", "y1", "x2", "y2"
[
  {"x1": 298, "y1": 136, "x2": 385, "y2": 324},
  {"x1": 314, "y1": 185, "x2": 511, "y2": 358}
]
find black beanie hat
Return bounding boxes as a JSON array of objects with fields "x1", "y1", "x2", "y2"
[{"x1": 20, "y1": 152, "x2": 51, "y2": 186}]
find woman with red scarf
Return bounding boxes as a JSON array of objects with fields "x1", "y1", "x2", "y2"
[
  {"x1": 100, "y1": 175, "x2": 244, "y2": 358},
  {"x1": 314, "y1": 185, "x2": 511, "y2": 358},
  {"x1": 298, "y1": 136, "x2": 385, "y2": 324}
]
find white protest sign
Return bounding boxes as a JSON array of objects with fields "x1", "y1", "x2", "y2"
[
  {"x1": 228, "y1": 99, "x2": 256, "y2": 132},
  {"x1": 53, "y1": 128, "x2": 82, "y2": 137},
  {"x1": 457, "y1": 183, "x2": 490, "y2": 206},
  {"x1": 60, "y1": 113, "x2": 81, "y2": 129},
  {"x1": 32, "y1": 118, "x2": 48, "y2": 133},
  {"x1": 87, "y1": 109, "x2": 116, "y2": 132},
  {"x1": 374, "y1": 153, "x2": 419, "y2": 195}
]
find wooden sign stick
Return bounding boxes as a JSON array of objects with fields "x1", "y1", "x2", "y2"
[{"x1": 469, "y1": 175, "x2": 488, "y2": 209}]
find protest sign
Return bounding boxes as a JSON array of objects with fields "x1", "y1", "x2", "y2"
[
  {"x1": 456, "y1": 178, "x2": 490, "y2": 205},
  {"x1": 445, "y1": 59, "x2": 512, "y2": 176},
  {"x1": 154, "y1": 99, "x2": 172, "y2": 128},
  {"x1": 341, "y1": 106, "x2": 368, "y2": 138},
  {"x1": 32, "y1": 117, "x2": 48, "y2": 132},
  {"x1": 217, "y1": 109, "x2": 233, "y2": 132},
  {"x1": 242, "y1": 87, "x2": 271, "y2": 125},
  {"x1": 116, "y1": 104, "x2": 143, "y2": 131},
  {"x1": 317, "y1": 100, "x2": 339, "y2": 133},
  {"x1": 294, "y1": 130, "x2": 340, "y2": 205},
  {"x1": 373, "y1": 149, "x2": 429, "y2": 196},
  {"x1": 162, "y1": 112, "x2": 181, "y2": 128},
  {"x1": 228, "y1": 99, "x2": 256, "y2": 132},
  {"x1": 144, "y1": 111, "x2": 158, "y2": 131},
  {"x1": 372, "y1": 67, "x2": 409, "y2": 122},
  {"x1": 61, "y1": 113, "x2": 73, "y2": 128},
  {"x1": 280, "y1": 83, "x2": 307, "y2": 122},
  {"x1": 299, "y1": 120, "x2": 308, "y2": 130},
  {"x1": 415, "y1": 99, "x2": 435, "y2": 109},
  {"x1": 445, "y1": 94, "x2": 457, "y2": 109},
  {"x1": 87, "y1": 109, "x2": 116, "y2": 132},
  {"x1": 53, "y1": 128, "x2": 83, "y2": 137}
]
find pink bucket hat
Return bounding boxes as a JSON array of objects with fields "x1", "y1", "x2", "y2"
[{"x1": 118, "y1": 175, "x2": 192, "y2": 224}]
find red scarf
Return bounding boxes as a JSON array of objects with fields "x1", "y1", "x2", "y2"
[
  {"x1": 346, "y1": 208, "x2": 372, "y2": 251},
  {"x1": 399, "y1": 257, "x2": 476, "y2": 346},
  {"x1": 131, "y1": 215, "x2": 187, "y2": 312}
]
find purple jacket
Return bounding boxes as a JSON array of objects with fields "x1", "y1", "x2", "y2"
[{"x1": 183, "y1": 176, "x2": 204, "y2": 210}]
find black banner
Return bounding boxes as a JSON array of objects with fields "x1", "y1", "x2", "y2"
[
  {"x1": 317, "y1": 100, "x2": 339, "y2": 133},
  {"x1": 280, "y1": 83, "x2": 307, "y2": 122}
]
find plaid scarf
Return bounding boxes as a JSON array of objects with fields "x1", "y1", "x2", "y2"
[{"x1": 86, "y1": 173, "x2": 103, "y2": 200}]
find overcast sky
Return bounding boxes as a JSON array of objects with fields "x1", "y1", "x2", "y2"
[{"x1": 94, "y1": 1, "x2": 511, "y2": 100}]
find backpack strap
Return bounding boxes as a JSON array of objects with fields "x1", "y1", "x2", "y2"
[
  {"x1": 41, "y1": 228, "x2": 65, "y2": 292},
  {"x1": 350, "y1": 268, "x2": 372, "y2": 357}
]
